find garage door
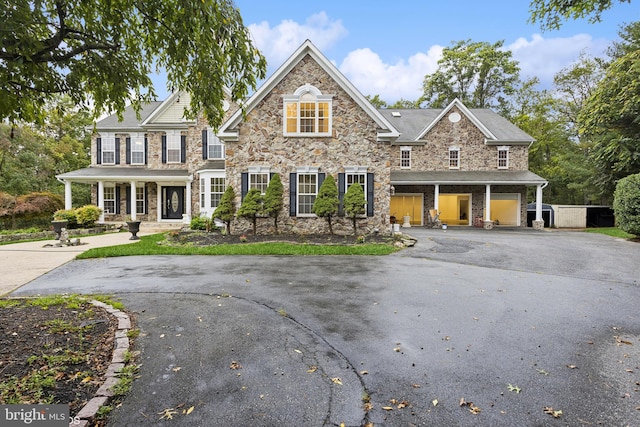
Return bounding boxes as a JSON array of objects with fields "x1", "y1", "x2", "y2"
[
  {"x1": 390, "y1": 194, "x2": 423, "y2": 226},
  {"x1": 490, "y1": 194, "x2": 520, "y2": 226}
]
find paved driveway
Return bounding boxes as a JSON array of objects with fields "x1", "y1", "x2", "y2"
[{"x1": 11, "y1": 228, "x2": 640, "y2": 426}]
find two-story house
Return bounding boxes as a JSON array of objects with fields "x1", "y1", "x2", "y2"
[{"x1": 57, "y1": 40, "x2": 547, "y2": 233}]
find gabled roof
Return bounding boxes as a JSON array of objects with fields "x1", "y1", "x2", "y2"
[
  {"x1": 218, "y1": 39, "x2": 400, "y2": 142},
  {"x1": 94, "y1": 102, "x2": 163, "y2": 132},
  {"x1": 379, "y1": 99, "x2": 535, "y2": 145},
  {"x1": 391, "y1": 170, "x2": 547, "y2": 186}
]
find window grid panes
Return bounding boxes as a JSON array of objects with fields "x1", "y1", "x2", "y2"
[
  {"x1": 207, "y1": 130, "x2": 225, "y2": 159},
  {"x1": 285, "y1": 101, "x2": 331, "y2": 134},
  {"x1": 135, "y1": 187, "x2": 145, "y2": 214},
  {"x1": 104, "y1": 186, "x2": 115, "y2": 214},
  {"x1": 102, "y1": 139, "x2": 115, "y2": 164},
  {"x1": 401, "y1": 148, "x2": 411, "y2": 168},
  {"x1": 167, "y1": 136, "x2": 181, "y2": 163},
  {"x1": 131, "y1": 139, "x2": 144, "y2": 164},
  {"x1": 449, "y1": 148, "x2": 460, "y2": 169},
  {"x1": 200, "y1": 178, "x2": 205, "y2": 208},
  {"x1": 250, "y1": 173, "x2": 269, "y2": 195},
  {"x1": 210, "y1": 177, "x2": 225, "y2": 208},
  {"x1": 498, "y1": 148, "x2": 509, "y2": 169},
  {"x1": 297, "y1": 173, "x2": 317, "y2": 215}
]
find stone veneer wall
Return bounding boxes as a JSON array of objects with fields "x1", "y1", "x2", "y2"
[{"x1": 226, "y1": 55, "x2": 391, "y2": 235}]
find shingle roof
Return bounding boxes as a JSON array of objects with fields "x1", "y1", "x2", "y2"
[
  {"x1": 57, "y1": 167, "x2": 189, "y2": 182},
  {"x1": 391, "y1": 170, "x2": 546, "y2": 185},
  {"x1": 95, "y1": 102, "x2": 163, "y2": 130},
  {"x1": 378, "y1": 107, "x2": 534, "y2": 144}
]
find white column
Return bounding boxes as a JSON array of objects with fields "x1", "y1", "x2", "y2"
[
  {"x1": 130, "y1": 181, "x2": 137, "y2": 221},
  {"x1": 485, "y1": 184, "x2": 491, "y2": 221},
  {"x1": 64, "y1": 181, "x2": 72, "y2": 210},
  {"x1": 434, "y1": 184, "x2": 440, "y2": 211},
  {"x1": 98, "y1": 181, "x2": 105, "y2": 223},
  {"x1": 157, "y1": 183, "x2": 162, "y2": 221},
  {"x1": 185, "y1": 179, "x2": 192, "y2": 223},
  {"x1": 536, "y1": 184, "x2": 543, "y2": 222}
]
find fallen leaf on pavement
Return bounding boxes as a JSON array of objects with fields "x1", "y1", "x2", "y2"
[
  {"x1": 307, "y1": 366, "x2": 317, "y2": 373},
  {"x1": 172, "y1": 367, "x2": 181, "y2": 372},
  {"x1": 507, "y1": 384, "x2": 522, "y2": 393},
  {"x1": 184, "y1": 406, "x2": 194, "y2": 415},
  {"x1": 158, "y1": 408, "x2": 178, "y2": 420},
  {"x1": 543, "y1": 406, "x2": 562, "y2": 418},
  {"x1": 230, "y1": 361, "x2": 242, "y2": 370},
  {"x1": 331, "y1": 377, "x2": 342, "y2": 385},
  {"x1": 432, "y1": 399, "x2": 438, "y2": 406},
  {"x1": 567, "y1": 365, "x2": 578, "y2": 369},
  {"x1": 382, "y1": 406, "x2": 393, "y2": 411}
]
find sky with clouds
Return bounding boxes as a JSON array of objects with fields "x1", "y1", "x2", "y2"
[{"x1": 155, "y1": 1, "x2": 637, "y2": 104}]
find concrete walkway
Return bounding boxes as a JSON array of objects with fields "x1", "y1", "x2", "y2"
[{"x1": 0, "y1": 232, "x2": 146, "y2": 297}]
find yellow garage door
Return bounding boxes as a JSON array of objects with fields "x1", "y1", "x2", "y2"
[
  {"x1": 390, "y1": 194, "x2": 423, "y2": 226},
  {"x1": 490, "y1": 194, "x2": 520, "y2": 226}
]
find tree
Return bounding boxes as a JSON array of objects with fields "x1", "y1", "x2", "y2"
[
  {"x1": 312, "y1": 175, "x2": 339, "y2": 235},
  {"x1": 365, "y1": 95, "x2": 388, "y2": 109},
  {"x1": 388, "y1": 99, "x2": 422, "y2": 109},
  {"x1": 613, "y1": 173, "x2": 640, "y2": 236},
  {"x1": 421, "y1": 40, "x2": 521, "y2": 110},
  {"x1": 529, "y1": 0, "x2": 632, "y2": 30},
  {"x1": 0, "y1": 0, "x2": 266, "y2": 127},
  {"x1": 213, "y1": 186, "x2": 236, "y2": 234},
  {"x1": 237, "y1": 188, "x2": 262, "y2": 235},
  {"x1": 262, "y1": 174, "x2": 284, "y2": 233},
  {"x1": 343, "y1": 183, "x2": 367, "y2": 236}
]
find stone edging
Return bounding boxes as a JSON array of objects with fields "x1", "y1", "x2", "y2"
[{"x1": 70, "y1": 300, "x2": 132, "y2": 427}]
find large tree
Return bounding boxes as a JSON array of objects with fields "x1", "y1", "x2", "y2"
[
  {"x1": 421, "y1": 40, "x2": 521, "y2": 110},
  {"x1": 529, "y1": 0, "x2": 632, "y2": 30},
  {"x1": 0, "y1": 0, "x2": 266, "y2": 127}
]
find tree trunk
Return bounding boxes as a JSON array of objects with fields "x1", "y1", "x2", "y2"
[{"x1": 328, "y1": 216, "x2": 333, "y2": 235}]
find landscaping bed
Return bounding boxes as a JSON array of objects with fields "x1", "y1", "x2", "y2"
[{"x1": 165, "y1": 230, "x2": 396, "y2": 246}]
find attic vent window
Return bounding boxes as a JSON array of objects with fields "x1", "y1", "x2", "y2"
[
  {"x1": 448, "y1": 112, "x2": 461, "y2": 123},
  {"x1": 391, "y1": 111, "x2": 401, "y2": 117}
]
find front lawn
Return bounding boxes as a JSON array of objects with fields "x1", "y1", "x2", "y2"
[{"x1": 584, "y1": 227, "x2": 636, "y2": 239}]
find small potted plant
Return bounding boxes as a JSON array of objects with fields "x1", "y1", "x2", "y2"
[{"x1": 125, "y1": 217, "x2": 142, "y2": 240}]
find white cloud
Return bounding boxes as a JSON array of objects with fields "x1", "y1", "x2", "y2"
[
  {"x1": 508, "y1": 33, "x2": 610, "y2": 86},
  {"x1": 248, "y1": 12, "x2": 348, "y2": 65},
  {"x1": 339, "y1": 46, "x2": 443, "y2": 103}
]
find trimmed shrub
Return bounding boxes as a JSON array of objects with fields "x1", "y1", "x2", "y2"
[
  {"x1": 75, "y1": 205, "x2": 102, "y2": 228},
  {"x1": 313, "y1": 174, "x2": 339, "y2": 235},
  {"x1": 263, "y1": 174, "x2": 284, "y2": 233},
  {"x1": 213, "y1": 186, "x2": 236, "y2": 234},
  {"x1": 238, "y1": 188, "x2": 263, "y2": 235},
  {"x1": 343, "y1": 183, "x2": 366, "y2": 236},
  {"x1": 613, "y1": 173, "x2": 640, "y2": 236},
  {"x1": 190, "y1": 216, "x2": 211, "y2": 231},
  {"x1": 53, "y1": 209, "x2": 78, "y2": 228}
]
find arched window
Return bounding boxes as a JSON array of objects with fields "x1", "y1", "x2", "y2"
[{"x1": 283, "y1": 84, "x2": 332, "y2": 136}]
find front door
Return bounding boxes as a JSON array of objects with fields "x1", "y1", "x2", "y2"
[{"x1": 162, "y1": 186, "x2": 184, "y2": 220}]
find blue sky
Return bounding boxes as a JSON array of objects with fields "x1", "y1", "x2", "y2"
[{"x1": 158, "y1": 1, "x2": 638, "y2": 103}]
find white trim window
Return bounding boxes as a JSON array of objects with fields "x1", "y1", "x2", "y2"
[
  {"x1": 345, "y1": 169, "x2": 367, "y2": 196},
  {"x1": 103, "y1": 186, "x2": 116, "y2": 214},
  {"x1": 449, "y1": 146, "x2": 460, "y2": 169},
  {"x1": 167, "y1": 133, "x2": 181, "y2": 163},
  {"x1": 131, "y1": 135, "x2": 145, "y2": 165},
  {"x1": 284, "y1": 84, "x2": 332, "y2": 136},
  {"x1": 400, "y1": 146, "x2": 411, "y2": 169},
  {"x1": 101, "y1": 136, "x2": 116, "y2": 165},
  {"x1": 198, "y1": 171, "x2": 225, "y2": 217},
  {"x1": 210, "y1": 177, "x2": 225, "y2": 208},
  {"x1": 135, "y1": 187, "x2": 145, "y2": 214},
  {"x1": 207, "y1": 128, "x2": 225, "y2": 159},
  {"x1": 497, "y1": 146, "x2": 509, "y2": 169},
  {"x1": 297, "y1": 170, "x2": 318, "y2": 216}
]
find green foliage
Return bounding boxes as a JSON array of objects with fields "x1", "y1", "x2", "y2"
[
  {"x1": 237, "y1": 188, "x2": 263, "y2": 235},
  {"x1": 0, "y1": 0, "x2": 266, "y2": 128},
  {"x1": 365, "y1": 94, "x2": 388, "y2": 108},
  {"x1": 75, "y1": 205, "x2": 102, "y2": 228},
  {"x1": 313, "y1": 175, "x2": 339, "y2": 235},
  {"x1": 213, "y1": 186, "x2": 236, "y2": 234},
  {"x1": 421, "y1": 39, "x2": 521, "y2": 110},
  {"x1": 262, "y1": 174, "x2": 284, "y2": 232},
  {"x1": 529, "y1": 0, "x2": 631, "y2": 30},
  {"x1": 190, "y1": 216, "x2": 211, "y2": 231},
  {"x1": 0, "y1": 191, "x2": 64, "y2": 230},
  {"x1": 343, "y1": 183, "x2": 367, "y2": 236},
  {"x1": 613, "y1": 173, "x2": 640, "y2": 236}
]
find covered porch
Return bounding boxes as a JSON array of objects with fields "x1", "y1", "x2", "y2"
[
  {"x1": 390, "y1": 171, "x2": 548, "y2": 229},
  {"x1": 56, "y1": 168, "x2": 193, "y2": 224}
]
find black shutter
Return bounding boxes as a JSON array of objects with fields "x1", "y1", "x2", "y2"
[
  {"x1": 202, "y1": 129, "x2": 208, "y2": 160},
  {"x1": 125, "y1": 137, "x2": 131, "y2": 164},
  {"x1": 338, "y1": 173, "x2": 345, "y2": 216},
  {"x1": 115, "y1": 187, "x2": 121, "y2": 214},
  {"x1": 367, "y1": 173, "x2": 374, "y2": 217},
  {"x1": 115, "y1": 138, "x2": 120, "y2": 164},
  {"x1": 144, "y1": 137, "x2": 148, "y2": 164},
  {"x1": 125, "y1": 187, "x2": 131, "y2": 215},
  {"x1": 161, "y1": 135, "x2": 167, "y2": 163},
  {"x1": 241, "y1": 173, "x2": 248, "y2": 201},
  {"x1": 144, "y1": 186, "x2": 148, "y2": 214},
  {"x1": 180, "y1": 135, "x2": 186, "y2": 163},
  {"x1": 317, "y1": 173, "x2": 325, "y2": 190},
  {"x1": 289, "y1": 173, "x2": 297, "y2": 216},
  {"x1": 96, "y1": 138, "x2": 102, "y2": 164}
]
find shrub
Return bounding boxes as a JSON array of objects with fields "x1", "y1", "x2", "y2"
[
  {"x1": 213, "y1": 186, "x2": 236, "y2": 234},
  {"x1": 238, "y1": 188, "x2": 262, "y2": 235},
  {"x1": 263, "y1": 174, "x2": 284, "y2": 233},
  {"x1": 313, "y1": 174, "x2": 339, "y2": 235},
  {"x1": 613, "y1": 173, "x2": 640, "y2": 236},
  {"x1": 190, "y1": 216, "x2": 210, "y2": 231},
  {"x1": 343, "y1": 183, "x2": 367, "y2": 236},
  {"x1": 53, "y1": 209, "x2": 78, "y2": 228},
  {"x1": 75, "y1": 205, "x2": 101, "y2": 228}
]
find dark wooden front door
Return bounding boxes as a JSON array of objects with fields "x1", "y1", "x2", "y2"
[{"x1": 163, "y1": 186, "x2": 184, "y2": 220}]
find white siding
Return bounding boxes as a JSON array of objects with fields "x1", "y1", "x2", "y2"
[{"x1": 154, "y1": 92, "x2": 192, "y2": 123}]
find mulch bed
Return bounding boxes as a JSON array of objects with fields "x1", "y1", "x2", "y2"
[
  {"x1": 0, "y1": 301, "x2": 118, "y2": 420},
  {"x1": 165, "y1": 230, "x2": 394, "y2": 246}
]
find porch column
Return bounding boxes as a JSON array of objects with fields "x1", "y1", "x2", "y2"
[
  {"x1": 157, "y1": 183, "x2": 162, "y2": 221},
  {"x1": 130, "y1": 181, "x2": 137, "y2": 221},
  {"x1": 532, "y1": 184, "x2": 545, "y2": 230},
  {"x1": 484, "y1": 184, "x2": 494, "y2": 230},
  {"x1": 434, "y1": 184, "x2": 440, "y2": 211},
  {"x1": 97, "y1": 181, "x2": 105, "y2": 223},
  {"x1": 184, "y1": 178, "x2": 192, "y2": 223},
  {"x1": 64, "y1": 181, "x2": 72, "y2": 210}
]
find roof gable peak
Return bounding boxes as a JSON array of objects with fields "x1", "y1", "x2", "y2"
[{"x1": 418, "y1": 98, "x2": 497, "y2": 140}]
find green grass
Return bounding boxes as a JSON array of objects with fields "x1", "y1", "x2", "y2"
[
  {"x1": 584, "y1": 227, "x2": 636, "y2": 239},
  {"x1": 77, "y1": 233, "x2": 399, "y2": 258}
]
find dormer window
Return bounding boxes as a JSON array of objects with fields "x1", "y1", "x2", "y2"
[{"x1": 283, "y1": 84, "x2": 332, "y2": 136}]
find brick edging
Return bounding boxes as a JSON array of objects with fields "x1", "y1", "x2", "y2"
[{"x1": 70, "y1": 301, "x2": 132, "y2": 427}]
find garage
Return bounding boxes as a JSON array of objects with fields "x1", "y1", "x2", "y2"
[
  {"x1": 490, "y1": 193, "x2": 520, "y2": 226},
  {"x1": 390, "y1": 194, "x2": 423, "y2": 226}
]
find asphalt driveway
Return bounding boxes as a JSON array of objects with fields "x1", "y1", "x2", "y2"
[{"x1": 11, "y1": 228, "x2": 640, "y2": 426}]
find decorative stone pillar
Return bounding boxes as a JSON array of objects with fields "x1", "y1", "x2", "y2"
[
  {"x1": 532, "y1": 220, "x2": 545, "y2": 230},
  {"x1": 483, "y1": 220, "x2": 494, "y2": 230}
]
